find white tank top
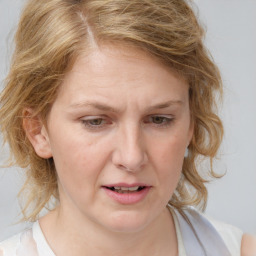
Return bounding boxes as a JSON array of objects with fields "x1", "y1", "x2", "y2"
[
  {"x1": 171, "y1": 206, "x2": 243, "y2": 256},
  {"x1": 0, "y1": 207, "x2": 243, "y2": 256}
]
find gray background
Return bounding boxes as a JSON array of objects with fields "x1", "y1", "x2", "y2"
[{"x1": 0, "y1": 0, "x2": 256, "y2": 240}]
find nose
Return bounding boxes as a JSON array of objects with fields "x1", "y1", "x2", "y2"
[{"x1": 112, "y1": 123, "x2": 148, "y2": 172}]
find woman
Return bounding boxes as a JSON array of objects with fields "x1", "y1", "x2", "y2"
[{"x1": 0, "y1": 0, "x2": 255, "y2": 255}]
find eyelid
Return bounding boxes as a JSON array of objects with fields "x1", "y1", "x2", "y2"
[
  {"x1": 145, "y1": 114, "x2": 174, "y2": 121},
  {"x1": 80, "y1": 114, "x2": 175, "y2": 131},
  {"x1": 81, "y1": 115, "x2": 105, "y2": 120},
  {"x1": 81, "y1": 116, "x2": 112, "y2": 130},
  {"x1": 143, "y1": 114, "x2": 175, "y2": 127}
]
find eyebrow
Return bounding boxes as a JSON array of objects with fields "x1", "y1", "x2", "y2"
[
  {"x1": 68, "y1": 101, "x2": 120, "y2": 113},
  {"x1": 68, "y1": 100, "x2": 183, "y2": 113},
  {"x1": 146, "y1": 100, "x2": 184, "y2": 112}
]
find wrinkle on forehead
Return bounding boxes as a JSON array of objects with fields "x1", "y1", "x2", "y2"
[{"x1": 56, "y1": 43, "x2": 189, "y2": 114}]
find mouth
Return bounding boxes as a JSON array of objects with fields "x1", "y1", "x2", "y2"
[
  {"x1": 103, "y1": 186, "x2": 146, "y2": 194},
  {"x1": 102, "y1": 184, "x2": 151, "y2": 204}
]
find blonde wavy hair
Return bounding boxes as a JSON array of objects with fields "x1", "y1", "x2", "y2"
[{"x1": 0, "y1": 0, "x2": 223, "y2": 221}]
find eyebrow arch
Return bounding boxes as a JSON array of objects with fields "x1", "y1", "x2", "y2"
[
  {"x1": 146, "y1": 100, "x2": 184, "y2": 112},
  {"x1": 68, "y1": 101, "x2": 120, "y2": 113},
  {"x1": 68, "y1": 99, "x2": 183, "y2": 113}
]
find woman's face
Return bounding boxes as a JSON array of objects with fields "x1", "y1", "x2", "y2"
[{"x1": 38, "y1": 44, "x2": 193, "y2": 233}]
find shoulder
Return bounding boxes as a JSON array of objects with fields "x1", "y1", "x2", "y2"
[
  {"x1": 172, "y1": 206, "x2": 243, "y2": 255},
  {"x1": 0, "y1": 233, "x2": 22, "y2": 256},
  {"x1": 205, "y1": 215, "x2": 243, "y2": 256},
  {"x1": 241, "y1": 233, "x2": 256, "y2": 256},
  {"x1": 206, "y1": 215, "x2": 243, "y2": 243},
  {"x1": 0, "y1": 227, "x2": 38, "y2": 256}
]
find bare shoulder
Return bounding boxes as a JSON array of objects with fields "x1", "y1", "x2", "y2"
[{"x1": 241, "y1": 233, "x2": 256, "y2": 256}]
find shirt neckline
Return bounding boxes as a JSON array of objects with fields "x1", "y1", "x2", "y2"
[
  {"x1": 32, "y1": 207, "x2": 185, "y2": 256},
  {"x1": 32, "y1": 221, "x2": 56, "y2": 256},
  {"x1": 168, "y1": 206, "x2": 187, "y2": 256}
]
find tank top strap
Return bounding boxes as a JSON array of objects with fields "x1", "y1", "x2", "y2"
[{"x1": 172, "y1": 207, "x2": 232, "y2": 256}]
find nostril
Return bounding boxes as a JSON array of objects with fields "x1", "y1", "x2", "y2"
[{"x1": 119, "y1": 165, "x2": 132, "y2": 172}]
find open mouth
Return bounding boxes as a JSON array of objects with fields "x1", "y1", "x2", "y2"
[{"x1": 103, "y1": 186, "x2": 146, "y2": 194}]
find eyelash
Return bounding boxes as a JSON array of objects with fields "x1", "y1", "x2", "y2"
[
  {"x1": 144, "y1": 116, "x2": 174, "y2": 128},
  {"x1": 81, "y1": 115, "x2": 174, "y2": 130},
  {"x1": 81, "y1": 118, "x2": 110, "y2": 130}
]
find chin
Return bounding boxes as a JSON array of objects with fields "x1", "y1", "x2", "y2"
[{"x1": 103, "y1": 210, "x2": 154, "y2": 234}]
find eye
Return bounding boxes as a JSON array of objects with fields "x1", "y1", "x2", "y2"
[
  {"x1": 86, "y1": 118, "x2": 104, "y2": 126},
  {"x1": 151, "y1": 116, "x2": 167, "y2": 124},
  {"x1": 81, "y1": 117, "x2": 112, "y2": 130},
  {"x1": 144, "y1": 115, "x2": 174, "y2": 127}
]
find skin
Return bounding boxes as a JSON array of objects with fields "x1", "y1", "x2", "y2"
[
  {"x1": 241, "y1": 234, "x2": 256, "y2": 255},
  {"x1": 24, "y1": 43, "x2": 256, "y2": 255},
  {"x1": 25, "y1": 44, "x2": 193, "y2": 255}
]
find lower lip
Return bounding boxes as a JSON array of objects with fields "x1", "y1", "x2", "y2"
[{"x1": 102, "y1": 187, "x2": 151, "y2": 205}]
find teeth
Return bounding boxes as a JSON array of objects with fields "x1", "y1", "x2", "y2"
[
  {"x1": 114, "y1": 186, "x2": 140, "y2": 191},
  {"x1": 106, "y1": 186, "x2": 146, "y2": 193},
  {"x1": 127, "y1": 186, "x2": 140, "y2": 191}
]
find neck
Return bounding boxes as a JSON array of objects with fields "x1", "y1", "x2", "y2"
[{"x1": 40, "y1": 206, "x2": 178, "y2": 256}]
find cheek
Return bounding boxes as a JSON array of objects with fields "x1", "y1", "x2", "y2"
[
  {"x1": 154, "y1": 136, "x2": 186, "y2": 168},
  {"x1": 51, "y1": 131, "x2": 110, "y2": 185},
  {"x1": 152, "y1": 136, "x2": 186, "y2": 191},
  {"x1": 53, "y1": 140, "x2": 102, "y2": 203}
]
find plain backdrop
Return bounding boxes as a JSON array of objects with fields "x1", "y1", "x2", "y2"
[{"x1": 0, "y1": 0, "x2": 256, "y2": 241}]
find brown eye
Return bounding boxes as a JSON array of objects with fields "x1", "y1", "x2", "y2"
[
  {"x1": 152, "y1": 116, "x2": 166, "y2": 124},
  {"x1": 144, "y1": 115, "x2": 174, "y2": 128},
  {"x1": 88, "y1": 119, "x2": 103, "y2": 126}
]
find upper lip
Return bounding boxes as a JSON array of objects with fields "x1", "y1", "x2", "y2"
[{"x1": 102, "y1": 183, "x2": 151, "y2": 188}]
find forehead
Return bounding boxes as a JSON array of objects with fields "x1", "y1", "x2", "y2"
[{"x1": 55, "y1": 43, "x2": 189, "y2": 108}]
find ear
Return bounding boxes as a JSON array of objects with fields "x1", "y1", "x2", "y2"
[{"x1": 23, "y1": 108, "x2": 52, "y2": 159}]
